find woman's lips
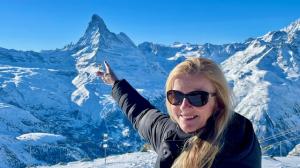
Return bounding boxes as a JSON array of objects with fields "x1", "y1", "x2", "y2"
[{"x1": 180, "y1": 115, "x2": 198, "y2": 120}]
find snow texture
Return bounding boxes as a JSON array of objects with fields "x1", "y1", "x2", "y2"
[{"x1": 0, "y1": 14, "x2": 300, "y2": 167}]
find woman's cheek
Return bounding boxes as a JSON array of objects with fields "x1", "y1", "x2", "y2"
[{"x1": 170, "y1": 106, "x2": 180, "y2": 120}]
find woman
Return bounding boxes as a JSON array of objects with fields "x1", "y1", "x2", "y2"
[{"x1": 97, "y1": 57, "x2": 261, "y2": 168}]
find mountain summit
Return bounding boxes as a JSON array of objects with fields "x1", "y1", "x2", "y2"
[
  {"x1": 74, "y1": 14, "x2": 109, "y2": 48},
  {"x1": 282, "y1": 19, "x2": 300, "y2": 44},
  {"x1": 90, "y1": 14, "x2": 109, "y2": 33},
  {"x1": 74, "y1": 14, "x2": 136, "y2": 49},
  {"x1": 283, "y1": 19, "x2": 300, "y2": 34}
]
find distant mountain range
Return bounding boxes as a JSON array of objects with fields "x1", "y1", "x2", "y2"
[{"x1": 0, "y1": 14, "x2": 299, "y2": 167}]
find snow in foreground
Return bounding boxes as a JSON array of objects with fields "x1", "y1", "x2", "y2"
[
  {"x1": 35, "y1": 151, "x2": 300, "y2": 168},
  {"x1": 36, "y1": 151, "x2": 157, "y2": 168}
]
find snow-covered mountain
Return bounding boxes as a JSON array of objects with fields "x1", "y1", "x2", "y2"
[
  {"x1": 221, "y1": 21, "x2": 300, "y2": 155},
  {"x1": 0, "y1": 15, "x2": 163, "y2": 168},
  {"x1": 139, "y1": 19, "x2": 300, "y2": 156},
  {"x1": 0, "y1": 14, "x2": 300, "y2": 167}
]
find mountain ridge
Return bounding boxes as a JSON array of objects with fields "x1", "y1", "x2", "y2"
[{"x1": 0, "y1": 14, "x2": 299, "y2": 167}]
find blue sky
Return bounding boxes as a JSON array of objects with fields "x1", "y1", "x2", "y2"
[{"x1": 0, "y1": 0, "x2": 300, "y2": 51}]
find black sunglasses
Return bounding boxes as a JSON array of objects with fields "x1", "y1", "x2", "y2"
[{"x1": 167, "y1": 90, "x2": 216, "y2": 107}]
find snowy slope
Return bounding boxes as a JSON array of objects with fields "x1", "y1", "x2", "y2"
[
  {"x1": 36, "y1": 151, "x2": 300, "y2": 168},
  {"x1": 140, "y1": 19, "x2": 300, "y2": 156},
  {"x1": 0, "y1": 15, "x2": 300, "y2": 167},
  {"x1": 36, "y1": 151, "x2": 157, "y2": 168},
  {"x1": 0, "y1": 15, "x2": 167, "y2": 167},
  {"x1": 289, "y1": 144, "x2": 300, "y2": 156},
  {"x1": 221, "y1": 20, "x2": 300, "y2": 155}
]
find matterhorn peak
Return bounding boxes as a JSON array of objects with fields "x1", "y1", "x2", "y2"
[
  {"x1": 89, "y1": 14, "x2": 109, "y2": 33},
  {"x1": 74, "y1": 14, "x2": 111, "y2": 48},
  {"x1": 84, "y1": 14, "x2": 110, "y2": 37}
]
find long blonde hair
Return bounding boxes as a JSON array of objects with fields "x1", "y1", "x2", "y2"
[{"x1": 165, "y1": 57, "x2": 233, "y2": 168}]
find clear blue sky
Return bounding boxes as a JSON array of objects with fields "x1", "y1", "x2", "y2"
[{"x1": 0, "y1": 0, "x2": 300, "y2": 51}]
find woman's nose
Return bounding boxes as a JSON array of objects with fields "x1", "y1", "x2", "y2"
[{"x1": 180, "y1": 98, "x2": 192, "y2": 110}]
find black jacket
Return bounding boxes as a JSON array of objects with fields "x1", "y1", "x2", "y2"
[{"x1": 112, "y1": 79, "x2": 262, "y2": 168}]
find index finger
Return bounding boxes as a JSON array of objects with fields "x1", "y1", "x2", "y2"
[{"x1": 104, "y1": 61, "x2": 111, "y2": 73}]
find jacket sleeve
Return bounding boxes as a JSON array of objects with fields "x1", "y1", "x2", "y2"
[
  {"x1": 111, "y1": 79, "x2": 173, "y2": 152},
  {"x1": 216, "y1": 113, "x2": 262, "y2": 168}
]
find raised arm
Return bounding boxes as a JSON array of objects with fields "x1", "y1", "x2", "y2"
[{"x1": 96, "y1": 61, "x2": 173, "y2": 151}]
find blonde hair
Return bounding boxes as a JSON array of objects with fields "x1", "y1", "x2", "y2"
[{"x1": 165, "y1": 57, "x2": 233, "y2": 168}]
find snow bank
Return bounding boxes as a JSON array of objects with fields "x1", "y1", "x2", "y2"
[{"x1": 16, "y1": 133, "x2": 66, "y2": 145}]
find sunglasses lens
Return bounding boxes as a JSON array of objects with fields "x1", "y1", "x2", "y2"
[
  {"x1": 167, "y1": 90, "x2": 183, "y2": 105},
  {"x1": 187, "y1": 91, "x2": 209, "y2": 107}
]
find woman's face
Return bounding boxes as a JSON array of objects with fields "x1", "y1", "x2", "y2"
[{"x1": 170, "y1": 74, "x2": 217, "y2": 133}]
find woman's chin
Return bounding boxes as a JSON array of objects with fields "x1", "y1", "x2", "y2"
[
  {"x1": 179, "y1": 122, "x2": 206, "y2": 134},
  {"x1": 180, "y1": 125, "x2": 198, "y2": 134}
]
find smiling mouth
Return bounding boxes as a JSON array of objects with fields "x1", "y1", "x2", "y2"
[{"x1": 180, "y1": 115, "x2": 198, "y2": 120}]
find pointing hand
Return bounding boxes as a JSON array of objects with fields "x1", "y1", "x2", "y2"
[{"x1": 96, "y1": 61, "x2": 118, "y2": 85}]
